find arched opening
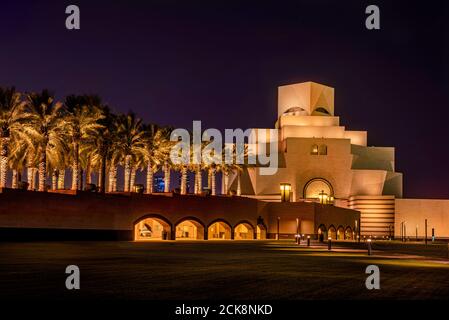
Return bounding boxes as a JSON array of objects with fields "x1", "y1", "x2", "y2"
[
  {"x1": 328, "y1": 225, "x2": 337, "y2": 240},
  {"x1": 317, "y1": 224, "x2": 327, "y2": 242},
  {"x1": 312, "y1": 107, "x2": 331, "y2": 116},
  {"x1": 257, "y1": 224, "x2": 267, "y2": 240},
  {"x1": 283, "y1": 106, "x2": 308, "y2": 116},
  {"x1": 208, "y1": 220, "x2": 232, "y2": 240},
  {"x1": 345, "y1": 227, "x2": 353, "y2": 240},
  {"x1": 337, "y1": 226, "x2": 345, "y2": 240},
  {"x1": 134, "y1": 216, "x2": 171, "y2": 241},
  {"x1": 303, "y1": 178, "x2": 334, "y2": 202},
  {"x1": 234, "y1": 222, "x2": 255, "y2": 240},
  {"x1": 175, "y1": 218, "x2": 205, "y2": 240}
]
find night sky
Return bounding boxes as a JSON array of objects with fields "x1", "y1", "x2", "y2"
[{"x1": 1, "y1": 0, "x2": 448, "y2": 198}]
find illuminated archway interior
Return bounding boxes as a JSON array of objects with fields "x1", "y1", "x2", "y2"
[
  {"x1": 256, "y1": 225, "x2": 267, "y2": 239},
  {"x1": 208, "y1": 221, "x2": 231, "y2": 240},
  {"x1": 175, "y1": 220, "x2": 204, "y2": 240},
  {"x1": 328, "y1": 226, "x2": 337, "y2": 240},
  {"x1": 345, "y1": 227, "x2": 353, "y2": 240},
  {"x1": 337, "y1": 226, "x2": 345, "y2": 240},
  {"x1": 304, "y1": 179, "x2": 333, "y2": 200},
  {"x1": 234, "y1": 223, "x2": 254, "y2": 240},
  {"x1": 134, "y1": 217, "x2": 171, "y2": 241}
]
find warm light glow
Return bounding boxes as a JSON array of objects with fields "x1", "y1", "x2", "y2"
[{"x1": 280, "y1": 183, "x2": 291, "y2": 202}]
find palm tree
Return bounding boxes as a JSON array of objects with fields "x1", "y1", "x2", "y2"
[
  {"x1": 23, "y1": 90, "x2": 65, "y2": 191},
  {"x1": 64, "y1": 95, "x2": 104, "y2": 191},
  {"x1": 0, "y1": 87, "x2": 25, "y2": 188},
  {"x1": 139, "y1": 125, "x2": 172, "y2": 194},
  {"x1": 8, "y1": 129, "x2": 30, "y2": 189},
  {"x1": 85, "y1": 104, "x2": 118, "y2": 193},
  {"x1": 220, "y1": 143, "x2": 247, "y2": 196},
  {"x1": 115, "y1": 112, "x2": 145, "y2": 192}
]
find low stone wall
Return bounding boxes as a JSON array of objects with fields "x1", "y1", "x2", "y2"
[{"x1": 0, "y1": 188, "x2": 360, "y2": 240}]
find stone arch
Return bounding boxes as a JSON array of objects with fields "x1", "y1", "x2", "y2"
[
  {"x1": 345, "y1": 226, "x2": 353, "y2": 240},
  {"x1": 328, "y1": 225, "x2": 337, "y2": 240},
  {"x1": 174, "y1": 216, "x2": 206, "y2": 240},
  {"x1": 207, "y1": 219, "x2": 232, "y2": 240},
  {"x1": 317, "y1": 224, "x2": 327, "y2": 242},
  {"x1": 336, "y1": 225, "x2": 345, "y2": 240},
  {"x1": 133, "y1": 214, "x2": 172, "y2": 241},
  {"x1": 303, "y1": 177, "x2": 334, "y2": 200},
  {"x1": 234, "y1": 220, "x2": 255, "y2": 240},
  {"x1": 256, "y1": 224, "x2": 267, "y2": 240}
]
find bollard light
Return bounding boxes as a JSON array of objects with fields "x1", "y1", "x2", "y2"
[
  {"x1": 328, "y1": 237, "x2": 332, "y2": 251},
  {"x1": 367, "y1": 238, "x2": 372, "y2": 256},
  {"x1": 307, "y1": 235, "x2": 310, "y2": 247}
]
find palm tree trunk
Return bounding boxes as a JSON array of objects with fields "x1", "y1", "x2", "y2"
[
  {"x1": 180, "y1": 166, "x2": 187, "y2": 195},
  {"x1": 0, "y1": 137, "x2": 9, "y2": 188},
  {"x1": 108, "y1": 165, "x2": 116, "y2": 192},
  {"x1": 86, "y1": 158, "x2": 92, "y2": 185},
  {"x1": 222, "y1": 172, "x2": 230, "y2": 195},
  {"x1": 38, "y1": 150, "x2": 46, "y2": 191},
  {"x1": 194, "y1": 166, "x2": 202, "y2": 194},
  {"x1": 100, "y1": 154, "x2": 107, "y2": 193},
  {"x1": 237, "y1": 171, "x2": 241, "y2": 196},
  {"x1": 71, "y1": 142, "x2": 79, "y2": 191},
  {"x1": 124, "y1": 155, "x2": 131, "y2": 192},
  {"x1": 146, "y1": 164, "x2": 154, "y2": 194},
  {"x1": 79, "y1": 169, "x2": 84, "y2": 191},
  {"x1": 12, "y1": 169, "x2": 18, "y2": 189},
  {"x1": 208, "y1": 169, "x2": 212, "y2": 189},
  {"x1": 27, "y1": 167, "x2": 33, "y2": 190},
  {"x1": 51, "y1": 169, "x2": 58, "y2": 190},
  {"x1": 210, "y1": 168, "x2": 216, "y2": 196},
  {"x1": 58, "y1": 169, "x2": 65, "y2": 189},
  {"x1": 111, "y1": 166, "x2": 117, "y2": 192},
  {"x1": 130, "y1": 166, "x2": 136, "y2": 192},
  {"x1": 33, "y1": 168, "x2": 38, "y2": 190},
  {"x1": 163, "y1": 161, "x2": 170, "y2": 193}
]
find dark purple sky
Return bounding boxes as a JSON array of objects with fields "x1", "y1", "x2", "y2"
[{"x1": 1, "y1": 0, "x2": 448, "y2": 198}]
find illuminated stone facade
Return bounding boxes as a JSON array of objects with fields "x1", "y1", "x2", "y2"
[{"x1": 231, "y1": 81, "x2": 403, "y2": 237}]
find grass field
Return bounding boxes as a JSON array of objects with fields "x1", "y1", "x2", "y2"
[{"x1": 0, "y1": 240, "x2": 448, "y2": 300}]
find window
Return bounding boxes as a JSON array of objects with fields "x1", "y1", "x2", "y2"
[
  {"x1": 319, "y1": 144, "x2": 327, "y2": 155},
  {"x1": 311, "y1": 144, "x2": 319, "y2": 155}
]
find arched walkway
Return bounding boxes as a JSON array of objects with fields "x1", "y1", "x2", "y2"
[
  {"x1": 345, "y1": 226, "x2": 353, "y2": 240},
  {"x1": 234, "y1": 222, "x2": 255, "y2": 240},
  {"x1": 328, "y1": 225, "x2": 337, "y2": 240},
  {"x1": 317, "y1": 224, "x2": 327, "y2": 242},
  {"x1": 337, "y1": 226, "x2": 345, "y2": 240},
  {"x1": 208, "y1": 220, "x2": 232, "y2": 240},
  {"x1": 256, "y1": 224, "x2": 267, "y2": 240},
  {"x1": 134, "y1": 215, "x2": 172, "y2": 241},
  {"x1": 175, "y1": 217, "x2": 205, "y2": 240}
]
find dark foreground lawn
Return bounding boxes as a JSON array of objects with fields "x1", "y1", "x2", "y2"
[{"x1": 0, "y1": 240, "x2": 448, "y2": 300}]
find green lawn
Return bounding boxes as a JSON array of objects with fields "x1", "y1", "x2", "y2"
[{"x1": 0, "y1": 240, "x2": 448, "y2": 300}]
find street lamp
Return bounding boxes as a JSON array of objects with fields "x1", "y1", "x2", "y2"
[
  {"x1": 280, "y1": 183, "x2": 291, "y2": 202},
  {"x1": 367, "y1": 238, "x2": 372, "y2": 256},
  {"x1": 318, "y1": 190, "x2": 327, "y2": 204}
]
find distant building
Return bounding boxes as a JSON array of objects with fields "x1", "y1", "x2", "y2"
[{"x1": 154, "y1": 177, "x2": 164, "y2": 193}]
